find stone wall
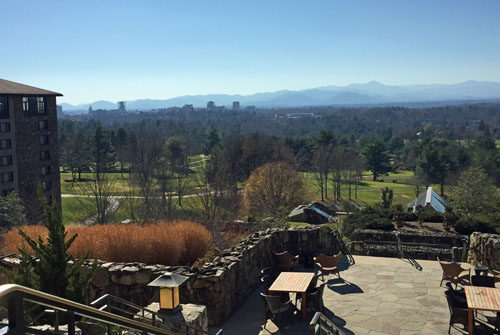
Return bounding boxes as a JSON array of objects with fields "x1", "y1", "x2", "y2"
[
  {"x1": 348, "y1": 229, "x2": 466, "y2": 261},
  {"x1": 467, "y1": 232, "x2": 500, "y2": 271},
  {"x1": 0, "y1": 226, "x2": 339, "y2": 327}
]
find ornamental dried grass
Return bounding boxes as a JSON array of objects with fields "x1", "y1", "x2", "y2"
[{"x1": 1, "y1": 221, "x2": 211, "y2": 266}]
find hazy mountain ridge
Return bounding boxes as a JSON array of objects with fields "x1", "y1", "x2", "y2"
[{"x1": 59, "y1": 80, "x2": 500, "y2": 112}]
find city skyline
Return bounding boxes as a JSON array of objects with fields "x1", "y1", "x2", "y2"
[{"x1": 2, "y1": 1, "x2": 500, "y2": 104}]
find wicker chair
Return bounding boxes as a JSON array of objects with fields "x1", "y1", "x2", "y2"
[
  {"x1": 493, "y1": 270, "x2": 500, "y2": 285},
  {"x1": 445, "y1": 282, "x2": 467, "y2": 308},
  {"x1": 471, "y1": 275, "x2": 495, "y2": 288},
  {"x1": 261, "y1": 275, "x2": 274, "y2": 293},
  {"x1": 294, "y1": 273, "x2": 319, "y2": 303},
  {"x1": 438, "y1": 259, "x2": 470, "y2": 288},
  {"x1": 444, "y1": 290, "x2": 473, "y2": 334},
  {"x1": 274, "y1": 251, "x2": 299, "y2": 272},
  {"x1": 262, "y1": 274, "x2": 289, "y2": 301},
  {"x1": 485, "y1": 314, "x2": 499, "y2": 334},
  {"x1": 314, "y1": 253, "x2": 342, "y2": 280},
  {"x1": 305, "y1": 283, "x2": 326, "y2": 313},
  {"x1": 260, "y1": 293, "x2": 293, "y2": 328},
  {"x1": 261, "y1": 267, "x2": 273, "y2": 278}
]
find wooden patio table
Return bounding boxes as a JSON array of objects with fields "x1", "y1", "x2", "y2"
[
  {"x1": 268, "y1": 272, "x2": 315, "y2": 321},
  {"x1": 464, "y1": 286, "x2": 500, "y2": 335}
]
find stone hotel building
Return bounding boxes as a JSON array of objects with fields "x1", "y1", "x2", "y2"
[{"x1": 0, "y1": 79, "x2": 62, "y2": 222}]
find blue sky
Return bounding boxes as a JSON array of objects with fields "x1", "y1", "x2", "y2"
[{"x1": 1, "y1": 0, "x2": 500, "y2": 104}]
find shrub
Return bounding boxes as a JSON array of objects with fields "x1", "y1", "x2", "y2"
[
  {"x1": 453, "y1": 216, "x2": 496, "y2": 235},
  {"x1": 422, "y1": 212, "x2": 444, "y2": 223},
  {"x1": 2, "y1": 221, "x2": 211, "y2": 266},
  {"x1": 342, "y1": 207, "x2": 395, "y2": 238},
  {"x1": 365, "y1": 216, "x2": 394, "y2": 231},
  {"x1": 401, "y1": 211, "x2": 417, "y2": 221}
]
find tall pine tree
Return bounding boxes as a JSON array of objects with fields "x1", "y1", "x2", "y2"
[{"x1": 10, "y1": 194, "x2": 97, "y2": 303}]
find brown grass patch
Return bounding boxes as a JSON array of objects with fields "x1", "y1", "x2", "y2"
[{"x1": 1, "y1": 221, "x2": 211, "y2": 266}]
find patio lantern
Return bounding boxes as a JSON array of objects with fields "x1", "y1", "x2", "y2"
[{"x1": 148, "y1": 272, "x2": 188, "y2": 312}]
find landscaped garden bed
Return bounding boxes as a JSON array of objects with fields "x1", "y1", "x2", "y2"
[{"x1": 1, "y1": 221, "x2": 211, "y2": 265}]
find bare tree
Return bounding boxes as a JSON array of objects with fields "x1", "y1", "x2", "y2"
[
  {"x1": 192, "y1": 156, "x2": 239, "y2": 227},
  {"x1": 77, "y1": 171, "x2": 117, "y2": 225},
  {"x1": 0, "y1": 191, "x2": 28, "y2": 229},
  {"x1": 155, "y1": 152, "x2": 176, "y2": 220},
  {"x1": 343, "y1": 150, "x2": 363, "y2": 200},
  {"x1": 313, "y1": 145, "x2": 331, "y2": 201},
  {"x1": 76, "y1": 128, "x2": 118, "y2": 225},
  {"x1": 128, "y1": 130, "x2": 163, "y2": 222},
  {"x1": 164, "y1": 136, "x2": 189, "y2": 207},
  {"x1": 330, "y1": 145, "x2": 345, "y2": 200}
]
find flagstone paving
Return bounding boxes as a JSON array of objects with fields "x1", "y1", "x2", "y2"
[{"x1": 213, "y1": 255, "x2": 497, "y2": 335}]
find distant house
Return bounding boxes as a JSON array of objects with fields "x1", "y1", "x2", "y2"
[
  {"x1": 406, "y1": 187, "x2": 450, "y2": 213},
  {"x1": 288, "y1": 202, "x2": 336, "y2": 224}
]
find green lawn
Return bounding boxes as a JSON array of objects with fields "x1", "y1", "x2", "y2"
[
  {"x1": 61, "y1": 197, "x2": 85, "y2": 226},
  {"x1": 59, "y1": 168, "x2": 438, "y2": 226},
  {"x1": 302, "y1": 170, "x2": 417, "y2": 208},
  {"x1": 60, "y1": 172, "x2": 135, "y2": 195}
]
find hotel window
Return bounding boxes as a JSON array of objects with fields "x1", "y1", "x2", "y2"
[
  {"x1": 0, "y1": 156, "x2": 12, "y2": 166},
  {"x1": 0, "y1": 122, "x2": 10, "y2": 133},
  {"x1": 0, "y1": 139, "x2": 11, "y2": 149},
  {"x1": 40, "y1": 150, "x2": 50, "y2": 161},
  {"x1": 39, "y1": 135, "x2": 49, "y2": 145},
  {"x1": 1, "y1": 172, "x2": 13, "y2": 183},
  {"x1": 22, "y1": 97, "x2": 29, "y2": 111},
  {"x1": 0, "y1": 96, "x2": 8, "y2": 119},
  {"x1": 37, "y1": 97, "x2": 45, "y2": 113},
  {"x1": 41, "y1": 165, "x2": 51, "y2": 176},
  {"x1": 42, "y1": 180, "x2": 51, "y2": 191},
  {"x1": 38, "y1": 120, "x2": 48, "y2": 130}
]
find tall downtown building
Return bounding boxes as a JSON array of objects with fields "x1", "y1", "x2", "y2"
[{"x1": 0, "y1": 79, "x2": 62, "y2": 222}]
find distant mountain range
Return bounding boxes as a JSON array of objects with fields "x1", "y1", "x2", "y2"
[{"x1": 59, "y1": 80, "x2": 500, "y2": 112}]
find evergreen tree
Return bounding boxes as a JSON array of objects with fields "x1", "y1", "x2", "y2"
[
  {"x1": 362, "y1": 138, "x2": 392, "y2": 181},
  {"x1": 451, "y1": 167, "x2": 498, "y2": 215},
  {"x1": 11, "y1": 196, "x2": 97, "y2": 303},
  {"x1": 380, "y1": 187, "x2": 394, "y2": 208},
  {"x1": 416, "y1": 140, "x2": 463, "y2": 195},
  {"x1": 91, "y1": 127, "x2": 116, "y2": 181},
  {"x1": 203, "y1": 128, "x2": 221, "y2": 155},
  {"x1": 470, "y1": 136, "x2": 500, "y2": 186}
]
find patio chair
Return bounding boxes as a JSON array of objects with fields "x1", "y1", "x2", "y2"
[
  {"x1": 308, "y1": 273, "x2": 319, "y2": 292},
  {"x1": 261, "y1": 275, "x2": 273, "y2": 293},
  {"x1": 260, "y1": 267, "x2": 273, "y2": 278},
  {"x1": 314, "y1": 253, "x2": 342, "y2": 280},
  {"x1": 438, "y1": 259, "x2": 470, "y2": 288},
  {"x1": 493, "y1": 270, "x2": 500, "y2": 285},
  {"x1": 484, "y1": 314, "x2": 499, "y2": 333},
  {"x1": 262, "y1": 274, "x2": 289, "y2": 301},
  {"x1": 274, "y1": 251, "x2": 299, "y2": 272},
  {"x1": 444, "y1": 290, "x2": 473, "y2": 334},
  {"x1": 471, "y1": 275, "x2": 495, "y2": 288},
  {"x1": 260, "y1": 293, "x2": 293, "y2": 329},
  {"x1": 305, "y1": 283, "x2": 326, "y2": 313},
  {"x1": 444, "y1": 282, "x2": 467, "y2": 308},
  {"x1": 294, "y1": 273, "x2": 319, "y2": 303}
]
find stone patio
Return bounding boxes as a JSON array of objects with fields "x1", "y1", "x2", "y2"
[{"x1": 213, "y1": 255, "x2": 497, "y2": 335}]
